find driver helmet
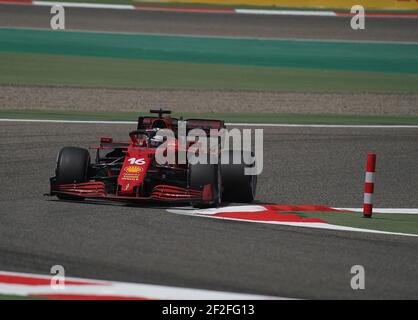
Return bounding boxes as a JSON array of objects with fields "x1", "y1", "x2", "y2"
[{"x1": 150, "y1": 130, "x2": 165, "y2": 147}]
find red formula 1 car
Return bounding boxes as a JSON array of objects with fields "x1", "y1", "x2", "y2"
[{"x1": 48, "y1": 109, "x2": 257, "y2": 207}]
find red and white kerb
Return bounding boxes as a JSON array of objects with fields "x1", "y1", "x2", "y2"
[{"x1": 363, "y1": 153, "x2": 376, "y2": 218}]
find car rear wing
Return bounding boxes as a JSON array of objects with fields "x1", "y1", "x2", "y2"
[
  {"x1": 185, "y1": 119, "x2": 225, "y2": 132},
  {"x1": 137, "y1": 116, "x2": 178, "y2": 130},
  {"x1": 137, "y1": 116, "x2": 225, "y2": 134}
]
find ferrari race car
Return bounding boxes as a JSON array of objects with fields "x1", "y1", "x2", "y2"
[{"x1": 48, "y1": 109, "x2": 257, "y2": 207}]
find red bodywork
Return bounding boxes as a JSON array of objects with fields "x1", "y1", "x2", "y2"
[
  {"x1": 118, "y1": 147, "x2": 152, "y2": 195},
  {"x1": 49, "y1": 114, "x2": 224, "y2": 205}
]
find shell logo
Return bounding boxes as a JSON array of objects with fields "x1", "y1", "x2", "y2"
[{"x1": 125, "y1": 166, "x2": 143, "y2": 174}]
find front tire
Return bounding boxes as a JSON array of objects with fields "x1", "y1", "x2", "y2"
[
  {"x1": 188, "y1": 163, "x2": 221, "y2": 208},
  {"x1": 55, "y1": 147, "x2": 90, "y2": 200}
]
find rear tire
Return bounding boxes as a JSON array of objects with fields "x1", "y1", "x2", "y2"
[
  {"x1": 221, "y1": 150, "x2": 257, "y2": 203},
  {"x1": 55, "y1": 147, "x2": 90, "y2": 200},
  {"x1": 188, "y1": 163, "x2": 221, "y2": 208}
]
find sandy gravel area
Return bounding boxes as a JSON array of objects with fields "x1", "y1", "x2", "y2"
[{"x1": 0, "y1": 85, "x2": 417, "y2": 116}]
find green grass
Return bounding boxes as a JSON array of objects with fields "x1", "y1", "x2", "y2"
[
  {"x1": 0, "y1": 294, "x2": 39, "y2": 300},
  {"x1": 1, "y1": 109, "x2": 418, "y2": 125},
  {"x1": 1, "y1": 52, "x2": 418, "y2": 92},
  {"x1": 2, "y1": 28, "x2": 418, "y2": 74},
  {"x1": 298, "y1": 211, "x2": 418, "y2": 235},
  {"x1": 1, "y1": 28, "x2": 417, "y2": 92}
]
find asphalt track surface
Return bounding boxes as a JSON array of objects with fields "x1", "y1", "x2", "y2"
[
  {"x1": 0, "y1": 122, "x2": 417, "y2": 299},
  {"x1": 1, "y1": 5, "x2": 418, "y2": 299},
  {"x1": 1, "y1": 4, "x2": 418, "y2": 42}
]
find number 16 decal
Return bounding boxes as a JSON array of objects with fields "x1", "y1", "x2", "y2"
[{"x1": 128, "y1": 158, "x2": 146, "y2": 165}]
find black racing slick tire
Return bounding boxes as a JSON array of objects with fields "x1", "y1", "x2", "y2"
[
  {"x1": 55, "y1": 147, "x2": 90, "y2": 200},
  {"x1": 221, "y1": 150, "x2": 257, "y2": 203},
  {"x1": 188, "y1": 163, "x2": 221, "y2": 208}
]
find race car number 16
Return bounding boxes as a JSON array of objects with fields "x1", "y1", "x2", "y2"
[{"x1": 128, "y1": 158, "x2": 146, "y2": 165}]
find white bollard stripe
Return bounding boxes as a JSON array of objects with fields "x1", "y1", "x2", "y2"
[
  {"x1": 364, "y1": 193, "x2": 373, "y2": 204},
  {"x1": 365, "y1": 172, "x2": 375, "y2": 183}
]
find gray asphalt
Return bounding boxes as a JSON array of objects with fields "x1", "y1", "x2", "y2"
[
  {"x1": 1, "y1": 4, "x2": 418, "y2": 42},
  {"x1": 0, "y1": 122, "x2": 417, "y2": 299},
  {"x1": 1, "y1": 4, "x2": 418, "y2": 299}
]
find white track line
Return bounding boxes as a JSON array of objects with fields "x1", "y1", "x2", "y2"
[
  {"x1": 2, "y1": 1, "x2": 418, "y2": 18},
  {"x1": 11, "y1": 1, "x2": 337, "y2": 17},
  {"x1": 228, "y1": 123, "x2": 418, "y2": 128},
  {"x1": 336, "y1": 208, "x2": 418, "y2": 214},
  {"x1": 0, "y1": 118, "x2": 136, "y2": 124},
  {"x1": 167, "y1": 207, "x2": 418, "y2": 237},
  {"x1": 33, "y1": 1, "x2": 135, "y2": 10},
  {"x1": 1, "y1": 118, "x2": 418, "y2": 128},
  {"x1": 235, "y1": 9, "x2": 336, "y2": 16}
]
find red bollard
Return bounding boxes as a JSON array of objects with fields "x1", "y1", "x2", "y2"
[{"x1": 363, "y1": 153, "x2": 376, "y2": 218}]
